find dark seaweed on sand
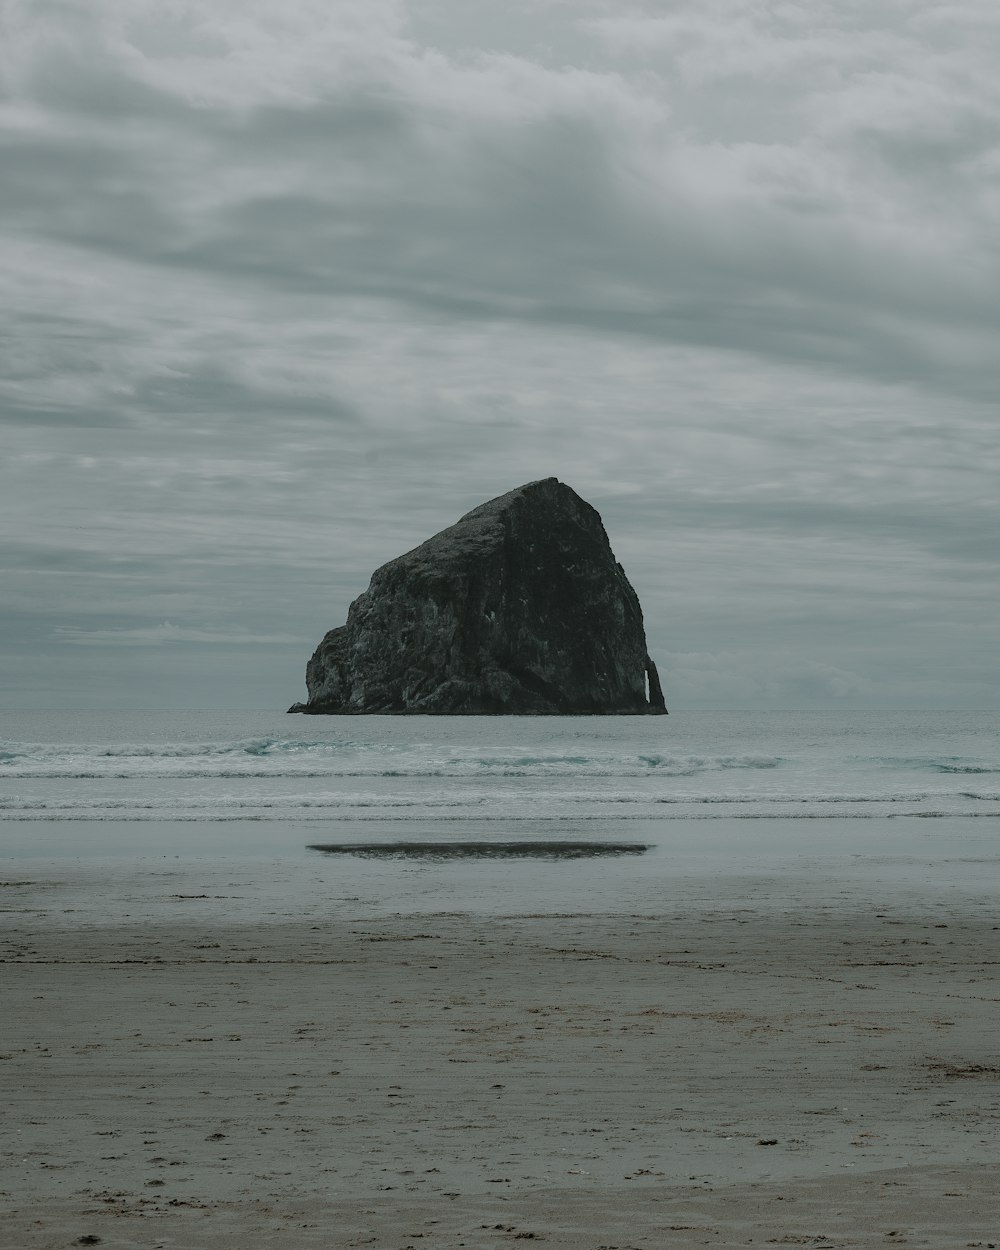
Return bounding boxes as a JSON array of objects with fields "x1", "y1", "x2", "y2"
[{"x1": 307, "y1": 841, "x2": 651, "y2": 860}]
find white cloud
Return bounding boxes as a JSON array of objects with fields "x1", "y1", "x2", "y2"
[
  {"x1": 54, "y1": 621, "x2": 298, "y2": 647},
  {"x1": 664, "y1": 652, "x2": 874, "y2": 707}
]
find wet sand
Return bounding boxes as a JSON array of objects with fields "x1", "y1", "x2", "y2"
[{"x1": 3, "y1": 880, "x2": 1000, "y2": 1248}]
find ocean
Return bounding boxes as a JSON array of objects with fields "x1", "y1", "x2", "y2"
[{"x1": 2, "y1": 709, "x2": 998, "y2": 925}]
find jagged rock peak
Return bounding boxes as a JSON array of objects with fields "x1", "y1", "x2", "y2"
[{"x1": 289, "y1": 477, "x2": 667, "y2": 715}]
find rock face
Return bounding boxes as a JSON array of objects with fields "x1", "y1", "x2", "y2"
[{"x1": 289, "y1": 478, "x2": 667, "y2": 715}]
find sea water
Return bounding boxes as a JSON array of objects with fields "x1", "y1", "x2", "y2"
[{"x1": 2, "y1": 709, "x2": 998, "y2": 925}]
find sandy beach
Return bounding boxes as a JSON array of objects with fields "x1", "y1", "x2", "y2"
[{"x1": 3, "y1": 873, "x2": 999, "y2": 1248}]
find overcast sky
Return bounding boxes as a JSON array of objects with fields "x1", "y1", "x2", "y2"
[{"x1": 2, "y1": 0, "x2": 997, "y2": 711}]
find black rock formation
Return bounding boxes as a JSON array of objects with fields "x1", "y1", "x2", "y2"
[{"x1": 289, "y1": 477, "x2": 667, "y2": 715}]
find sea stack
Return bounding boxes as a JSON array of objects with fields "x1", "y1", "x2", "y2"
[{"x1": 289, "y1": 478, "x2": 667, "y2": 715}]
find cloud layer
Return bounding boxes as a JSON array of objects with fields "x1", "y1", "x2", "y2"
[{"x1": 2, "y1": 0, "x2": 997, "y2": 708}]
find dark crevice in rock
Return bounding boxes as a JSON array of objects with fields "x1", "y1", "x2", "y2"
[{"x1": 646, "y1": 656, "x2": 667, "y2": 714}]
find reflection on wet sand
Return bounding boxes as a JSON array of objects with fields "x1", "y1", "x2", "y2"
[{"x1": 307, "y1": 841, "x2": 651, "y2": 860}]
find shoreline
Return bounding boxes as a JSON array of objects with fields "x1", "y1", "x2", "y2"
[{"x1": 4, "y1": 896, "x2": 999, "y2": 1247}]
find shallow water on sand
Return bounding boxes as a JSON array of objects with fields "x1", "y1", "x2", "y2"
[{"x1": 4, "y1": 813, "x2": 999, "y2": 932}]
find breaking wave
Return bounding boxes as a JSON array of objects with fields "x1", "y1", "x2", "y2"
[
  {"x1": 3, "y1": 713, "x2": 995, "y2": 828},
  {"x1": 872, "y1": 756, "x2": 1000, "y2": 776},
  {"x1": 0, "y1": 738, "x2": 784, "y2": 780}
]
